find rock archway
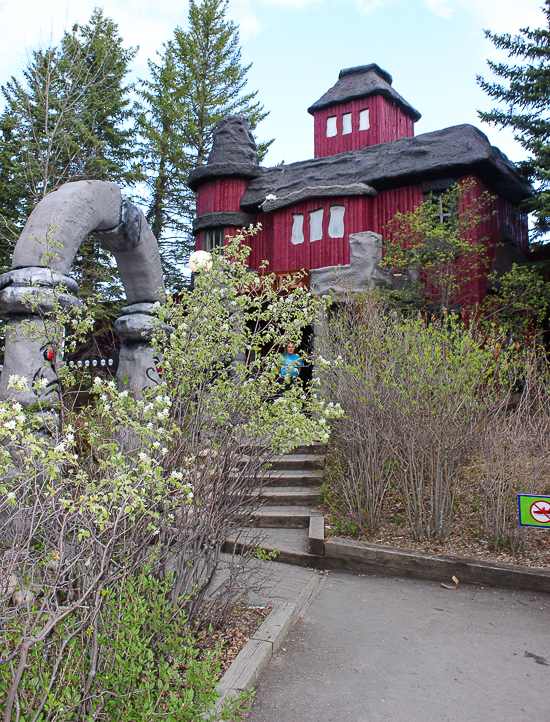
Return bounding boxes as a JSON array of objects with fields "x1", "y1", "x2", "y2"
[{"x1": 0, "y1": 180, "x2": 166, "y2": 408}]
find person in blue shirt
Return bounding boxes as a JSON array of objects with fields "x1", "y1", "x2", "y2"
[{"x1": 279, "y1": 342, "x2": 303, "y2": 389}]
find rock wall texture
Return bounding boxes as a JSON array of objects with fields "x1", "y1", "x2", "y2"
[{"x1": 0, "y1": 180, "x2": 167, "y2": 407}]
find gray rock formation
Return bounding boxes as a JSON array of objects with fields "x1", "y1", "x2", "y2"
[
  {"x1": 188, "y1": 116, "x2": 261, "y2": 191},
  {"x1": 240, "y1": 125, "x2": 532, "y2": 211},
  {"x1": 117, "y1": 342, "x2": 162, "y2": 396},
  {"x1": 260, "y1": 182, "x2": 376, "y2": 213},
  {"x1": 192, "y1": 211, "x2": 254, "y2": 233},
  {"x1": 0, "y1": 180, "x2": 166, "y2": 407},
  {"x1": 0, "y1": 316, "x2": 59, "y2": 408},
  {"x1": 208, "y1": 115, "x2": 259, "y2": 166},
  {"x1": 310, "y1": 231, "x2": 393, "y2": 295}
]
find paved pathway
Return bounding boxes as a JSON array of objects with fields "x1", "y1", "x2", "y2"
[
  {"x1": 246, "y1": 569, "x2": 550, "y2": 722},
  {"x1": 214, "y1": 552, "x2": 327, "y2": 608}
]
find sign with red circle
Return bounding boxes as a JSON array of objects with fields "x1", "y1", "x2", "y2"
[
  {"x1": 530, "y1": 500, "x2": 550, "y2": 524},
  {"x1": 518, "y1": 495, "x2": 550, "y2": 527}
]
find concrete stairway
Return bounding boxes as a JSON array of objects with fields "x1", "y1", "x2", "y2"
[{"x1": 224, "y1": 443, "x2": 328, "y2": 565}]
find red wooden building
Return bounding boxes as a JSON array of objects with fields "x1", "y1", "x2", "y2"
[{"x1": 189, "y1": 64, "x2": 532, "y2": 303}]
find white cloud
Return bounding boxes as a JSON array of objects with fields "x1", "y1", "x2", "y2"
[
  {"x1": 255, "y1": 0, "x2": 320, "y2": 6},
  {"x1": 357, "y1": 0, "x2": 453, "y2": 18},
  {"x1": 233, "y1": 0, "x2": 321, "y2": 11},
  {"x1": 356, "y1": 0, "x2": 547, "y2": 25},
  {"x1": 455, "y1": 0, "x2": 546, "y2": 33},
  {"x1": 0, "y1": 0, "x2": 188, "y2": 85},
  {"x1": 239, "y1": 13, "x2": 263, "y2": 39},
  {"x1": 425, "y1": 0, "x2": 453, "y2": 19},
  {"x1": 356, "y1": 0, "x2": 397, "y2": 14}
]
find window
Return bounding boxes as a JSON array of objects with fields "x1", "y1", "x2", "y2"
[
  {"x1": 328, "y1": 206, "x2": 345, "y2": 238},
  {"x1": 359, "y1": 109, "x2": 370, "y2": 131},
  {"x1": 203, "y1": 228, "x2": 224, "y2": 252},
  {"x1": 434, "y1": 195, "x2": 453, "y2": 224},
  {"x1": 291, "y1": 214, "x2": 304, "y2": 245},
  {"x1": 326, "y1": 116, "x2": 337, "y2": 138},
  {"x1": 309, "y1": 208, "x2": 324, "y2": 242},
  {"x1": 342, "y1": 113, "x2": 352, "y2": 135}
]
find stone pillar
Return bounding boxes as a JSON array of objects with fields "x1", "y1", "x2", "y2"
[
  {"x1": 113, "y1": 302, "x2": 165, "y2": 394},
  {"x1": 0, "y1": 181, "x2": 168, "y2": 404},
  {"x1": 0, "y1": 268, "x2": 81, "y2": 408}
]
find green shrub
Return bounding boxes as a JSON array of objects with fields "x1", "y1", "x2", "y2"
[{"x1": 0, "y1": 573, "x2": 230, "y2": 721}]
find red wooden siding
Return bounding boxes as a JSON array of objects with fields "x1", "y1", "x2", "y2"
[
  {"x1": 313, "y1": 95, "x2": 415, "y2": 158},
  {"x1": 196, "y1": 178, "x2": 248, "y2": 215},
  {"x1": 454, "y1": 176, "x2": 529, "y2": 308},
  {"x1": 193, "y1": 175, "x2": 527, "y2": 312},
  {"x1": 243, "y1": 186, "x2": 422, "y2": 274}
]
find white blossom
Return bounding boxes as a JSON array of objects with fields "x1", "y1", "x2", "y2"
[{"x1": 8, "y1": 375, "x2": 29, "y2": 391}]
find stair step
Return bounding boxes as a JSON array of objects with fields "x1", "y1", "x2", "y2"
[
  {"x1": 286, "y1": 443, "x2": 327, "y2": 455},
  {"x1": 249, "y1": 505, "x2": 322, "y2": 529},
  {"x1": 257, "y1": 469, "x2": 324, "y2": 487},
  {"x1": 238, "y1": 443, "x2": 327, "y2": 456},
  {"x1": 268, "y1": 454, "x2": 325, "y2": 471},
  {"x1": 223, "y1": 528, "x2": 328, "y2": 568},
  {"x1": 230, "y1": 470, "x2": 323, "y2": 487},
  {"x1": 256, "y1": 487, "x2": 322, "y2": 506},
  {"x1": 225, "y1": 528, "x2": 310, "y2": 554}
]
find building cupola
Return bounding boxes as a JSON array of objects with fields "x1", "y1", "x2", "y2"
[
  {"x1": 188, "y1": 115, "x2": 260, "y2": 192},
  {"x1": 308, "y1": 64, "x2": 421, "y2": 158},
  {"x1": 188, "y1": 116, "x2": 260, "y2": 253}
]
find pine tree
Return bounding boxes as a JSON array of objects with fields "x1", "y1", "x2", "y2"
[
  {"x1": 60, "y1": 9, "x2": 139, "y2": 186},
  {"x1": 2, "y1": 9, "x2": 138, "y2": 204},
  {"x1": 0, "y1": 111, "x2": 28, "y2": 275},
  {"x1": 175, "y1": 0, "x2": 271, "y2": 168},
  {"x1": 0, "y1": 10, "x2": 138, "y2": 301},
  {"x1": 477, "y1": 1, "x2": 550, "y2": 237},
  {"x1": 138, "y1": 0, "x2": 272, "y2": 291},
  {"x1": 138, "y1": 48, "x2": 196, "y2": 291}
]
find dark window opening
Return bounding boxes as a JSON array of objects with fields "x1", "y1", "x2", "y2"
[{"x1": 203, "y1": 228, "x2": 224, "y2": 252}]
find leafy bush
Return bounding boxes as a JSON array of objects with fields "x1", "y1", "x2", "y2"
[
  {"x1": 319, "y1": 291, "x2": 517, "y2": 540},
  {"x1": 0, "y1": 574, "x2": 227, "y2": 721},
  {"x1": 478, "y1": 349, "x2": 550, "y2": 550},
  {"x1": 0, "y1": 230, "x2": 342, "y2": 720},
  {"x1": 381, "y1": 179, "x2": 494, "y2": 315}
]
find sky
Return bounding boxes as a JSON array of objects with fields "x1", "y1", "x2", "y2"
[{"x1": 0, "y1": 0, "x2": 547, "y2": 170}]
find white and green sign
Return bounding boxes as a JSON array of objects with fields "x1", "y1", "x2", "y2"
[{"x1": 518, "y1": 495, "x2": 550, "y2": 528}]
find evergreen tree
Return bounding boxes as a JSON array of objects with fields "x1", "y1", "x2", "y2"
[
  {"x1": 59, "y1": 8, "x2": 140, "y2": 187},
  {"x1": 138, "y1": 48, "x2": 196, "y2": 291},
  {"x1": 138, "y1": 0, "x2": 272, "y2": 291},
  {"x1": 477, "y1": 1, "x2": 550, "y2": 237},
  {"x1": 175, "y1": 0, "x2": 271, "y2": 168},
  {"x1": 0, "y1": 111, "x2": 26, "y2": 275},
  {"x1": 0, "y1": 9, "x2": 138, "y2": 301},
  {"x1": 2, "y1": 9, "x2": 138, "y2": 203}
]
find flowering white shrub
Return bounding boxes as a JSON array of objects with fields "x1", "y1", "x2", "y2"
[{"x1": 0, "y1": 228, "x2": 342, "y2": 719}]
